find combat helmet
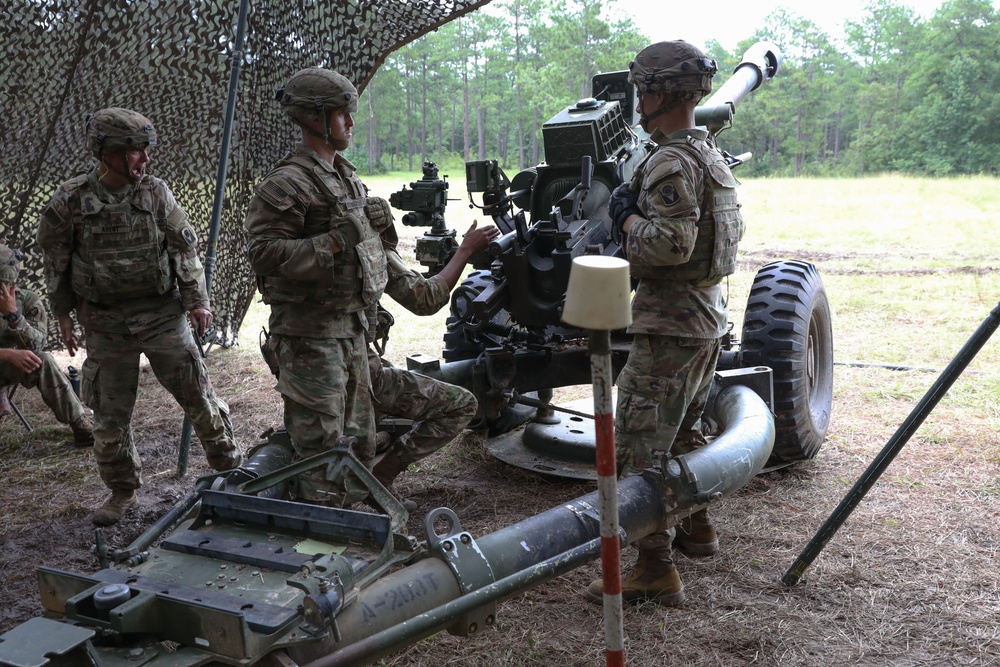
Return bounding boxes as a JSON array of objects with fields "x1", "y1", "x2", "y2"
[
  {"x1": 0, "y1": 244, "x2": 22, "y2": 285},
  {"x1": 85, "y1": 107, "x2": 157, "y2": 159},
  {"x1": 276, "y1": 68, "x2": 358, "y2": 144},
  {"x1": 629, "y1": 41, "x2": 717, "y2": 124}
]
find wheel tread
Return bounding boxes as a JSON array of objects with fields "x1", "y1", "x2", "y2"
[{"x1": 739, "y1": 260, "x2": 834, "y2": 463}]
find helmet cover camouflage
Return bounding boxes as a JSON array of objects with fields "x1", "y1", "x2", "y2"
[
  {"x1": 86, "y1": 107, "x2": 157, "y2": 159},
  {"x1": 628, "y1": 41, "x2": 718, "y2": 101},
  {"x1": 276, "y1": 68, "x2": 359, "y2": 125},
  {"x1": 0, "y1": 244, "x2": 22, "y2": 284}
]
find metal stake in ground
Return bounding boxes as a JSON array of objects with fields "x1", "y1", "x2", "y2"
[
  {"x1": 177, "y1": 0, "x2": 252, "y2": 476},
  {"x1": 562, "y1": 255, "x2": 632, "y2": 667},
  {"x1": 783, "y1": 299, "x2": 1000, "y2": 587}
]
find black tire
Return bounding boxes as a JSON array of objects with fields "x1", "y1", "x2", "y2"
[{"x1": 740, "y1": 260, "x2": 833, "y2": 463}]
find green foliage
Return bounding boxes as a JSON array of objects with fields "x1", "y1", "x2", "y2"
[
  {"x1": 357, "y1": 0, "x2": 647, "y2": 174},
  {"x1": 354, "y1": 0, "x2": 1000, "y2": 178}
]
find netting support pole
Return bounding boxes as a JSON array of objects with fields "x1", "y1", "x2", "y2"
[
  {"x1": 179, "y1": 0, "x2": 252, "y2": 476},
  {"x1": 782, "y1": 298, "x2": 1000, "y2": 586}
]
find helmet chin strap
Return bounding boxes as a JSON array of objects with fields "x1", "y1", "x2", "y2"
[
  {"x1": 638, "y1": 93, "x2": 681, "y2": 129},
  {"x1": 301, "y1": 108, "x2": 350, "y2": 151},
  {"x1": 98, "y1": 153, "x2": 138, "y2": 185}
]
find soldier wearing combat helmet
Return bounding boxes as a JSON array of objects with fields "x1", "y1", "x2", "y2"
[
  {"x1": 588, "y1": 41, "x2": 746, "y2": 606},
  {"x1": 36, "y1": 107, "x2": 241, "y2": 526},
  {"x1": 0, "y1": 243, "x2": 93, "y2": 447},
  {"x1": 85, "y1": 107, "x2": 158, "y2": 184},
  {"x1": 245, "y1": 68, "x2": 389, "y2": 506},
  {"x1": 252, "y1": 69, "x2": 498, "y2": 508}
]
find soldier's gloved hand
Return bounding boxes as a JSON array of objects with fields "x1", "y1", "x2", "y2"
[
  {"x1": 608, "y1": 183, "x2": 640, "y2": 244},
  {"x1": 365, "y1": 196, "x2": 394, "y2": 233}
]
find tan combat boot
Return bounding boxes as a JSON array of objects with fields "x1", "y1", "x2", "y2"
[
  {"x1": 586, "y1": 543, "x2": 685, "y2": 606},
  {"x1": 674, "y1": 509, "x2": 719, "y2": 556},
  {"x1": 92, "y1": 489, "x2": 138, "y2": 527},
  {"x1": 69, "y1": 414, "x2": 94, "y2": 448}
]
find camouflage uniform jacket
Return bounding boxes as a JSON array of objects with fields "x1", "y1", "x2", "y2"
[
  {"x1": 383, "y1": 246, "x2": 450, "y2": 315},
  {"x1": 625, "y1": 127, "x2": 736, "y2": 340},
  {"x1": 244, "y1": 145, "x2": 388, "y2": 338},
  {"x1": 0, "y1": 287, "x2": 47, "y2": 353},
  {"x1": 35, "y1": 170, "x2": 209, "y2": 335}
]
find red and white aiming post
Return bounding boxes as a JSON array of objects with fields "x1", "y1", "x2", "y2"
[{"x1": 562, "y1": 255, "x2": 633, "y2": 667}]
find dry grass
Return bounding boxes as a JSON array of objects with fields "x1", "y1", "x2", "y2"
[{"x1": 2, "y1": 175, "x2": 1000, "y2": 666}]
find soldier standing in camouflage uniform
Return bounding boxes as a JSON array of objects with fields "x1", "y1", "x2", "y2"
[
  {"x1": 245, "y1": 68, "x2": 389, "y2": 506},
  {"x1": 0, "y1": 244, "x2": 93, "y2": 446},
  {"x1": 36, "y1": 108, "x2": 241, "y2": 526},
  {"x1": 364, "y1": 199, "x2": 499, "y2": 496},
  {"x1": 587, "y1": 41, "x2": 744, "y2": 606}
]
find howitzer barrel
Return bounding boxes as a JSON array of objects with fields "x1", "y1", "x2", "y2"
[{"x1": 696, "y1": 41, "x2": 783, "y2": 131}]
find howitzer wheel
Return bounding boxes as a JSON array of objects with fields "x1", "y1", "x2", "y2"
[{"x1": 740, "y1": 260, "x2": 833, "y2": 463}]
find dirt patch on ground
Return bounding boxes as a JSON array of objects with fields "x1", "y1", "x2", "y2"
[{"x1": 2, "y1": 340, "x2": 999, "y2": 666}]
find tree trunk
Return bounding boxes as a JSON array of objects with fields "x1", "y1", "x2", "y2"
[
  {"x1": 514, "y1": 1, "x2": 524, "y2": 171},
  {"x1": 463, "y1": 59, "x2": 470, "y2": 162},
  {"x1": 367, "y1": 82, "x2": 375, "y2": 175},
  {"x1": 477, "y1": 104, "x2": 485, "y2": 160},
  {"x1": 420, "y1": 52, "x2": 428, "y2": 167},
  {"x1": 532, "y1": 105, "x2": 539, "y2": 165}
]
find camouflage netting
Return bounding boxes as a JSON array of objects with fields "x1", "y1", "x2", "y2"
[{"x1": 0, "y1": 0, "x2": 491, "y2": 348}]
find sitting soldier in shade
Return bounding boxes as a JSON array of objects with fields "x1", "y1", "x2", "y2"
[{"x1": 0, "y1": 243, "x2": 93, "y2": 447}]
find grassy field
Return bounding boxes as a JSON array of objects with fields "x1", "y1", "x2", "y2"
[{"x1": 3, "y1": 173, "x2": 1000, "y2": 665}]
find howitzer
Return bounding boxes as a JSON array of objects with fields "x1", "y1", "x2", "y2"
[
  {"x1": 404, "y1": 42, "x2": 832, "y2": 472},
  {"x1": 449, "y1": 41, "x2": 782, "y2": 340}
]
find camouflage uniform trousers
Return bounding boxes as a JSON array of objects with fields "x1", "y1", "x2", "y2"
[
  {"x1": 269, "y1": 332, "x2": 374, "y2": 505},
  {"x1": 615, "y1": 333, "x2": 722, "y2": 471},
  {"x1": 82, "y1": 313, "x2": 237, "y2": 492},
  {"x1": 369, "y1": 349, "x2": 477, "y2": 465},
  {"x1": 615, "y1": 333, "x2": 721, "y2": 552},
  {"x1": 0, "y1": 351, "x2": 85, "y2": 425}
]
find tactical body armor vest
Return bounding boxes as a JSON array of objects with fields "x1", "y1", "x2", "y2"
[
  {"x1": 630, "y1": 133, "x2": 743, "y2": 287},
  {"x1": 256, "y1": 154, "x2": 387, "y2": 312},
  {"x1": 71, "y1": 173, "x2": 173, "y2": 304}
]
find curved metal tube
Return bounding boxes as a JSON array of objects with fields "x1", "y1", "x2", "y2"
[
  {"x1": 661, "y1": 384, "x2": 775, "y2": 508},
  {"x1": 306, "y1": 538, "x2": 603, "y2": 667},
  {"x1": 293, "y1": 384, "x2": 775, "y2": 667}
]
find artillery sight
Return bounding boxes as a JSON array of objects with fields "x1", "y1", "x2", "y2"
[{"x1": 388, "y1": 161, "x2": 457, "y2": 275}]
